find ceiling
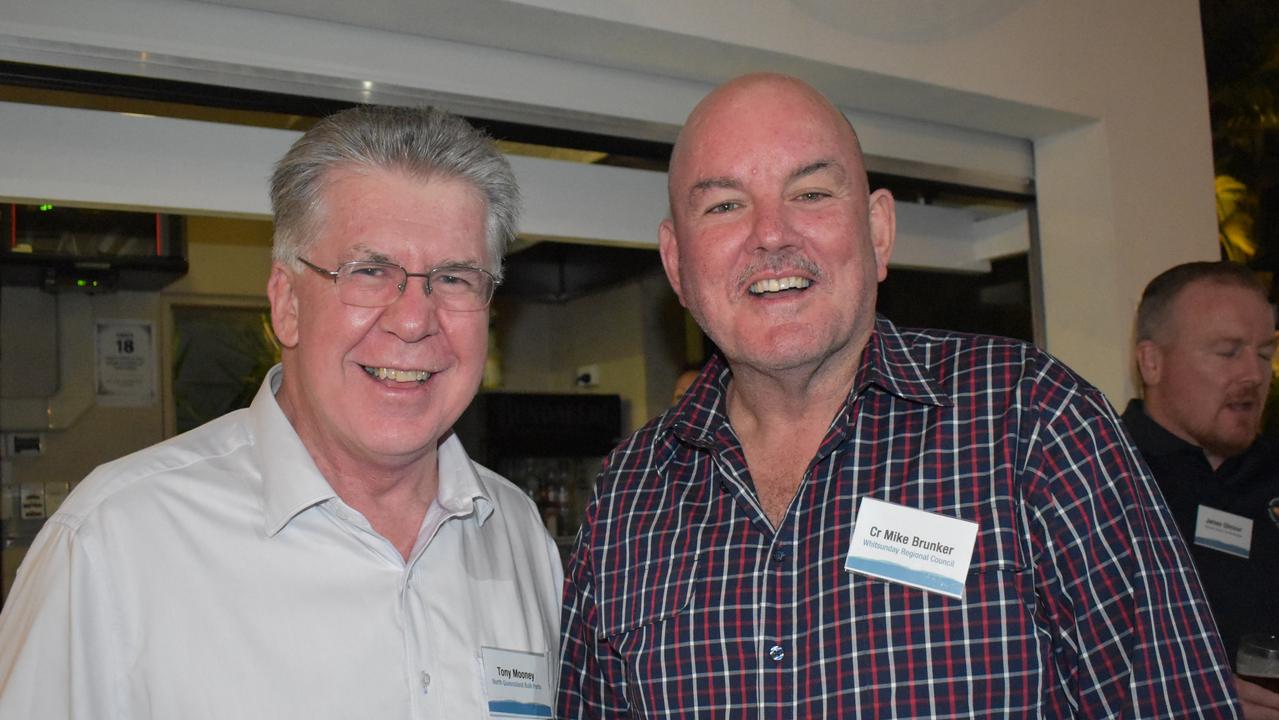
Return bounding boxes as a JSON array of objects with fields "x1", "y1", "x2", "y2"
[
  {"x1": 196, "y1": 0, "x2": 1079, "y2": 139},
  {"x1": 1, "y1": 0, "x2": 1038, "y2": 301}
]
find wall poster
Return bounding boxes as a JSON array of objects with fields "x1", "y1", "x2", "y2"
[{"x1": 96, "y1": 319, "x2": 156, "y2": 407}]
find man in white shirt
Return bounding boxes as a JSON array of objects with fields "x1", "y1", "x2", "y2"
[{"x1": 0, "y1": 105, "x2": 563, "y2": 719}]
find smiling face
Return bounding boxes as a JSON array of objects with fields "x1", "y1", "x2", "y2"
[
  {"x1": 268, "y1": 166, "x2": 490, "y2": 472},
  {"x1": 658, "y1": 75, "x2": 895, "y2": 379},
  {"x1": 1138, "y1": 279, "x2": 1276, "y2": 465}
]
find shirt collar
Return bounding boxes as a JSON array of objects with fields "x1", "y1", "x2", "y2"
[
  {"x1": 436, "y1": 432, "x2": 495, "y2": 527},
  {"x1": 1120, "y1": 399, "x2": 1201, "y2": 460},
  {"x1": 1120, "y1": 398, "x2": 1274, "y2": 482},
  {"x1": 250, "y1": 365, "x2": 493, "y2": 536},
  {"x1": 664, "y1": 355, "x2": 733, "y2": 445},
  {"x1": 853, "y1": 315, "x2": 952, "y2": 408},
  {"x1": 664, "y1": 315, "x2": 951, "y2": 445},
  {"x1": 251, "y1": 365, "x2": 337, "y2": 536}
]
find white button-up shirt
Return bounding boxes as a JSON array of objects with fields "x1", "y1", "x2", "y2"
[{"x1": 0, "y1": 365, "x2": 563, "y2": 719}]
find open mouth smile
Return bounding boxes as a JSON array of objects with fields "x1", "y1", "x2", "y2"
[
  {"x1": 748, "y1": 276, "x2": 812, "y2": 295},
  {"x1": 361, "y1": 365, "x2": 431, "y2": 384}
]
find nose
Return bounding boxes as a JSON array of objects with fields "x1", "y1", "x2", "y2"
[
  {"x1": 378, "y1": 275, "x2": 440, "y2": 342},
  {"x1": 1249, "y1": 352, "x2": 1274, "y2": 387},
  {"x1": 750, "y1": 201, "x2": 789, "y2": 251},
  {"x1": 1228, "y1": 348, "x2": 1272, "y2": 395}
]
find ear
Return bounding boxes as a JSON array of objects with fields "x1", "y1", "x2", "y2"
[
  {"x1": 867, "y1": 189, "x2": 896, "y2": 282},
  {"x1": 267, "y1": 262, "x2": 301, "y2": 349},
  {"x1": 658, "y1": 217, "x2": 686, "y2": 305},
  {"x1": 1135, "y1": 339, "x2": 1162, "y2": 387}
]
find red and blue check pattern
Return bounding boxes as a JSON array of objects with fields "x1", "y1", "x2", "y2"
[{"x1": 558, "y1": 317, "x2": 1240, "y2": 719}]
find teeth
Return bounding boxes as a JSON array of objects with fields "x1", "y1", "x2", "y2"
[
  {"x1": 364, "y1": 366, "x2": 430, "y2": 383},
  {"x1": 749, "y1": 276, "x2": 811, "y2": 295}
]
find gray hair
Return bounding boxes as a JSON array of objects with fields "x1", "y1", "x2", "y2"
[
  {"x1": 270, "y1": 105, "x2": 519, "y2": 279},
  {"x1": 1136, "y1": 260, "x2": 1270, "y2": 342}
]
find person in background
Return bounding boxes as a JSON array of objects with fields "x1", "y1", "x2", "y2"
[
  {"x1": 671, "y1": 364, "x2": 702, "y2": 403},
  {"x1": 557, "y1": 73, "x2": 1241, "y2": 718},
  {"x1": 0, "y1": 105, "x2": 562, "y2": 718},
  {"x1": 1123, "y1": 261, "x2": 1279, "y2": 719}
]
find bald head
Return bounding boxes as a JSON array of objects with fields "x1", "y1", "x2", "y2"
[
  {"x1": 668, "y1": 73, "x2": 868, "y2": 215},
  {"x1": 655, "y1": 72, "x2": 896, "y2": 380}
]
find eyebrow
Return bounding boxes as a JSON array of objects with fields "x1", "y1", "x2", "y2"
[
  {"x1": 345, "y1": 245, "x2": 485, "y2": 269},
  {"x1": 340, "y1": 244, "x2": 391, "y2": 264},
  {"x1": 433, "y1": 258, "x2": 488, "y2": 270},
  {"x1": 686, "y1": 177, "x2": 741, "y2": 206},
  {"x1": 791, "y1": 159, "x2": 846, "y2": 184},
  {"x1": 683, "y1": 159, "x2": 848, "y2": 208}
]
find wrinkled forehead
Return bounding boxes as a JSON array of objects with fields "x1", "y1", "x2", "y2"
[{"x1": 667, "y1": 77, "x2": 865, "y2": 199}]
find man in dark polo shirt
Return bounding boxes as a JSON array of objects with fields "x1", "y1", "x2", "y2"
[{"x1": 1124, "y1": 260, "x2": 1279, "y2": 717}]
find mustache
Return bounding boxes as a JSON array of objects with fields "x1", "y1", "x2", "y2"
[
  {"x1": 1224, "y1": 384, "x2": 1267, "y2": 404},
  {"x1": 1225, "y1": 392, "x2": 1263, "y2": 404},
  {"x1": 736, "y1": 250, "x2": 822, "y2": 288}
]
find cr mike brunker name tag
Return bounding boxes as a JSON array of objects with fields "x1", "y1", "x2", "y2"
[{"x1": 844, "y1": 497, "x2": 979, "y2": 599}]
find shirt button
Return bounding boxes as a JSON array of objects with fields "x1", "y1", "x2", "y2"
[
  {"x1": 769, "y1": 644, "x2": 785, "y2": 662},
  {"x1": 772, "y1": 547, "x2": 788, "y2": 562},
  {"x1": 421, "y1": 671, "x2": 431, "y2": 694},
  {"x1": 720, "y1": 481, "x2": 730, "y2": 493}
]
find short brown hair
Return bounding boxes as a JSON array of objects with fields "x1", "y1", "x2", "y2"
[{"x1": 1136, "y1": 261, "x2": 1270, "y2": 342}]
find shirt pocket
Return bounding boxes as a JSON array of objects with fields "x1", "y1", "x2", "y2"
[
  {"x1": 596, "y1": 550, "x2": 700, "y2": 652},
  {"x1": 961, "y1": 522, "x2": 1035, "y2": 611},
  {"x1": 957, "y1": 542, "x2": 1044, "y2": 666}
]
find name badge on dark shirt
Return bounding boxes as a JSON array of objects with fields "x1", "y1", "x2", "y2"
[{"x1": 1194, "y1": 505, "x2": 1252, "y2": 559}]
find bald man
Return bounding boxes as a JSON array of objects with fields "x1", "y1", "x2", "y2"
[{"x1": 557, "y1": 74, "x2": 1240, "y2": 718}]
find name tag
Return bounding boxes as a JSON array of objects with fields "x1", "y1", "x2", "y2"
[
  {"x1": 1194, "y1": 505, "x2": 1252, "y2": 559},
  {"x1": 844, "y1": 497, "x2": 979, "y2": 599},
  {"x1": 478, "y1": 647, "x2": 553, "y2": 719}
]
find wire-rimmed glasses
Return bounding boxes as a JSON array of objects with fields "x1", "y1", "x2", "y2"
[{"x1": 298, "y1": 258, "x2": 499, "y2": 311}]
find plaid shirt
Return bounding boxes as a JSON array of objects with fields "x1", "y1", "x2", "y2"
[{"x1": 558, "y1": 317, "x2": 1240, "y2": 719}]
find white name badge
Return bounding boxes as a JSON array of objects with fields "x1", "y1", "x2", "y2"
[
  {"x1": 478, "y1": 647, "x2": 554, "y2": 719},
  {"x1": 1194, "y1": 505, "x2": 1253, "y2": 559},
  {"x1": 844, "y1": 497, "x2": 979, "y2": 599}
]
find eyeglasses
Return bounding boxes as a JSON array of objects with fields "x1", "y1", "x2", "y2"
[{"x1": 298, "y1": 258, "x2": 499, "y2": 311}]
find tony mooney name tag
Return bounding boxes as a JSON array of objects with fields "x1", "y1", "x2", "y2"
[
  {"x1": 845, "y1": 497, "x2": 979, "y2": 599},
  {"x1": 479, "y1": 647, "x2": 553, "y2": 719}
]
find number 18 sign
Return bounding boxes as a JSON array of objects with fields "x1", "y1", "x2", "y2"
[{"x1": 96, "y1": 320, "x2": 156, "y2": 407}]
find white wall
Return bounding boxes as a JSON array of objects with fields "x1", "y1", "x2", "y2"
[{"x1": 0, "y1": 0, "x2": 1217, "y2": 401}]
